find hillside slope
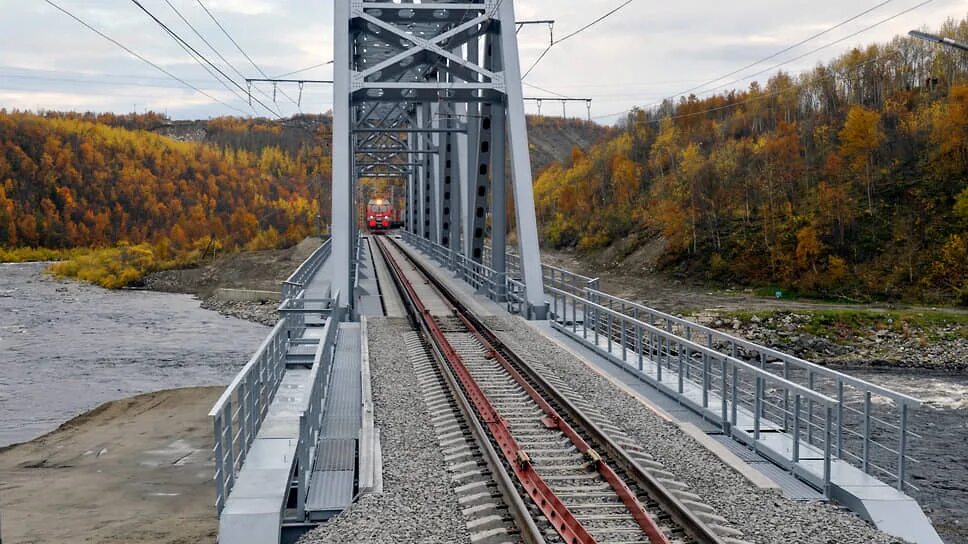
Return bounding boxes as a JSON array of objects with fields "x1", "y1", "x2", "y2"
[{"x1": 534, "y1": 17, "x2": 968, "y2": 304}]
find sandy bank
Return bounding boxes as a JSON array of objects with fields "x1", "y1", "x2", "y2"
[{"x1": 0, "y1": 387, "x2": 220, "y2": 544}]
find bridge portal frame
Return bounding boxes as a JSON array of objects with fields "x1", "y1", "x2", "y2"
[{"x1": 331, "y1": 0, "x2": 547, "y2": 319}]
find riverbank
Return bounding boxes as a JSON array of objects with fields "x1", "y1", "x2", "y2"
[
  {"x1": 0, "y1": 388, "x2": 221, "y2": 544},
  {"x1": 144, "y1": 237, "x2": 322, "y2": 324}
]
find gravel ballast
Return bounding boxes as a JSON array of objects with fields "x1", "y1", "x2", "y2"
[
  {"x1": 299, "y1": 317, "x2": 472, "y2": 544},
  {"x1": 484, "y1": 315, "x2": 903, "y2": 544}
]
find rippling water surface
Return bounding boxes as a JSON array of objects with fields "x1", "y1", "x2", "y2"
[{"x1": 0, "y1": 262, "x2": 268, "y2": 447}]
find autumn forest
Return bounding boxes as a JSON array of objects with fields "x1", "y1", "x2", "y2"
[
  {"x1": 1, "y1": 18, "x2": 967, "y2": 302},
  {"x1": 534, "y1": 17, "x2": 968, "y2": 304}
]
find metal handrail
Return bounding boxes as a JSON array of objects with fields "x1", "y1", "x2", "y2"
[
  {"x1": 282, "y1": 238, "x2": 332, "y2": 299},
  {"x1": 550, "y1": 286, "x2": 835, "y2": 406},
  {"x1": 210, "y1": 319, "x2": 289, "y2": 514},
  {"x1": 586, "y1": 289, "x2": 921, "y2": 406}
]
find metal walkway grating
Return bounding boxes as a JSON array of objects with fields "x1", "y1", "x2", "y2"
[
  {"x1": 709, "y1": 434, "x2": 824, "y2": 501},
  {"x1": 305, "y1": 322, "x2": 363, "y2": 519},
  {"x1": 321, "y1": 323, "x2": 363, "y2": 439}
]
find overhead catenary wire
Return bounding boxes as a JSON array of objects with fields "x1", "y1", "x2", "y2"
[
  {"x1": 162, "y1": 0, "x2": 286, "y2": 113},
  {"x1": 522, "y1": 0, "x2": 634, "y2": 79},
  {"x1": 194, "y1": 0, "x2": 302, "y2": 111},
  {"x1": 668, "y1": 0, "x2": 896, "y2": 100},
  {"x1": 597, "y1": 0, "x2": 934, "y2": 122},
  {"x1": 128, "y1": 0, "x2": 282, "y2": 117},
  {"x1": 41, "y1": 0, "x2": 249, "y2": 115},
  {"x1": 275, "y1": 62, "x2": 334, "y2": 79},
  {"x1": 137, "y1": 1, "x2": 257, "y2": 114}
]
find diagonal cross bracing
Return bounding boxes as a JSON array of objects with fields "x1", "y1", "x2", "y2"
[{"x1": 331, "y1": 0, "x2": 548, "y2": 320}]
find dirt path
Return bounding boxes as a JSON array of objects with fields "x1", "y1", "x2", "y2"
[{"x1": 0, "y1": 388, "x2": 221, "y2": 544}]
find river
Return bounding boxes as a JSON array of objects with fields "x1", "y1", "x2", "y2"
[{"x1": 0, "y1": 262, "x2": 268, "y2": 448}]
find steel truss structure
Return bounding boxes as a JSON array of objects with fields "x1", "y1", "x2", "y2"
[{"x1": 331, "y1": 0, "x2": 547, "y2": 319}]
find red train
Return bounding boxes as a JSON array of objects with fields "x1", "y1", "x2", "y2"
[{"x1": 366, "y1": 198, "x2": 400, "y2": 233}]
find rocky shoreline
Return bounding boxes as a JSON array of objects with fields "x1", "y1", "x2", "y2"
[
  {"x1": 693, "y1": 311, "x2": 967, "y2": 372},
  {"x1": 199, "y1": 297, "x2": 278, "y2": 326}
]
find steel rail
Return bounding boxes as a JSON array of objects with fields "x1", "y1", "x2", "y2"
[
  {"x1": 385, "y1": 236, "x2": 729, "y2": 544},
  {"x1": 377, "y1": 237, "x2": 582, "y2": 542}
]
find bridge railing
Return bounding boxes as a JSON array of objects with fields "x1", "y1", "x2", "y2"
[
  {"x1": 282, "y1": 237, "x2": 332, "y2": 300},
  {"x1": 483, "y1": 243, "x2": 600, "y2": 296},
  {"x1": 552, "y1": 286, "x2": 922, "y2": 493},
  {"x1": 407, "y1": 231, "x2": 597, "y2": 310},
  {"x1": 210, "y1": 319, "x2": 289, "y2": 514},
  {"x1": 294, "y1": 290, "x2": 343, "y2": 515},
  {"x1": 550, "y1": 286, "x2": 843, "y2": 493}
]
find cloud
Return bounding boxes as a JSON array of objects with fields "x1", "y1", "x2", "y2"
[{"x1": 0, "y1": 0, "x2": 963, "y2": 121}]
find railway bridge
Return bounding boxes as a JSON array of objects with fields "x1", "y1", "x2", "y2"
[{"x1": 211, "y1": 2, "x2": 942, "y2": 543}]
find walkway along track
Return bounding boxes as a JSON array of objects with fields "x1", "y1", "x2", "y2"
[{"x1": 376, "y1": 236, "x2": 745, "y2": 544}]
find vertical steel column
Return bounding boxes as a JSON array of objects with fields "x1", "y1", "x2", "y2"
[
  {"x1": 331, "y1": 0, "x2": 353, "y2": 307},
  {"x1": 497, "y1": 0, "x2": 547, "y2": 317},
  {"x1": 427, "y1": 102, "x2": 439, "y2": 242},
  {"x1": 423, "y1": 103, "x2": 434, "y2": 240},
  {"x1": 491, "y1": 39, "x2": 508, "y2": 301},
  {"x1": 416, "y1": 105, "x2": 427, "y2": 239},
  {"x1": 407, "y1": 112, "x2": 420, "y2": 235}
]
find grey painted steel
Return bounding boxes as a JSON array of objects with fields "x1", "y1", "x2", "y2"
[
  {"x1": 331, "y1": 0, "x2": 352, "y2": 309},
  {"x1": 580, "y1": 288, "x2": 922, "y2": 494},
  {"x1": 491, "y1": 90, "x2": 507, "y2": 302},
  {"x1": 216, "y1": 240, "x2": 362, "y2": 543},
  {"x1": 337, "y1": 0, "x2": 546, "y2": 317},
  {"x1": 320, "y1": 324, "x2": 363, "y2": 439},
  {"x1": 358, "y1": 317, "x2": 380, "y2": 495},
  {"x1": 307, "y1": 323, "x2": 363, "y2": 519},
  {"x1": 282, "y1": 238, "x2": 330, "y2": 300}
]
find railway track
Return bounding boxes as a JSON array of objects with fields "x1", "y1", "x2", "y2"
[{"x1": 375, "y1": 236, "x2": 748, "y2": 544}]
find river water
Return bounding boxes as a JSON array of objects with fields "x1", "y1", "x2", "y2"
[{"x1": 0, "y1": 262, "x2": 268, "y2": 448}]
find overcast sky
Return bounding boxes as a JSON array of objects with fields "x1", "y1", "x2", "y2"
[{"x1": 0, "y1": 1, "x2": 964, "y2": 123}]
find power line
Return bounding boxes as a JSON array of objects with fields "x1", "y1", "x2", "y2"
[
  {"x1": 522, "y1": 0, "x2": 635, "y2": 79},
  {"x1": 41, "y1": 0, "x2": 248, "y2": 115},
  {"x1": 523, "y1": 82, "x2": 571, "y2": 99},
  {"x1": 688, "y1": 0, "x2": 933, "y2": 100},
  {"x1": 163, "y1": 0, "x2": 285, "y2": 114},
  {"x1": 162, "y1": 0, "x2": 246, "y2": 82},
  {"x1": 128, "y1": 0, "x2": 281, "y2": 117},
  {"x1": 597, "y1": 0, "x2": 934, "y2": 123},
  {"x1": 275, "y1": 62, "x2": 333, "y2": 79},
  {"x1": 595, "y1": 50, "x2": 899, "y2": 124},
  {"x1": 194, "y1": 0, "x2": 302, "y2": 111},
  {"x1": 139, "y1": 2, "x2": 256, "y2": 114},
  {"x1": 669, "y1": 0, "x2": 896, "y2": 100}
]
